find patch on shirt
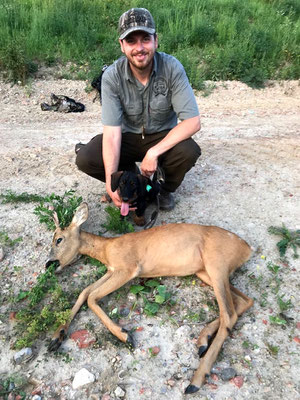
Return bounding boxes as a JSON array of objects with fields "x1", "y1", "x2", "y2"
[{"x1": 153, "y1": 77, "x2": 168, "y2": 96}]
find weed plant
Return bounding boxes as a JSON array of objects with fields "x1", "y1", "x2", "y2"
[
  {"x1": 34, "y1": 190, "x2": 82, "y2": 230},
  {"x1": 130, "y1": 279, "x2": 174, "y2": 316},
  {"x1": 102, "y1": 206, "x2": 134, "y2": 234},
  {"x1": 0, "y1": 0, "x2": 299, "y2": 87},
  {"x1": 0, "y1": 231, "x2": 22, "y2": 247},
  {"x1": 13, "y1": 264, "x2": 72, "y2": 349},
  {"x1": 0, "y1": 190, "x2": 46, "y2": 204},
  {"x1": 268, "y1": 225, "x2": 300, "y2": 258}
]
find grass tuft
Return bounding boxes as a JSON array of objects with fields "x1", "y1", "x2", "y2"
[{"x1": 102, "y1": 206, "x2": 134, "y2": 234}]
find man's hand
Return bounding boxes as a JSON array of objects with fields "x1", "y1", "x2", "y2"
[
  {"x1": 140, "y1": 148, "x2": 158, "y2": 177},
  {"x1": 106, "y1": 186, "x2": 122, "y2": 208}
]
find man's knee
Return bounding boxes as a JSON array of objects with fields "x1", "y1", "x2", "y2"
[
  {"x1": 75, "y1": 135, "x2": 105, "y2": 181},
  {"x1": 167, "y1": 138, "x2": 201, "y2": 167},
  {"x1": 75, "y1": 146, "x2": 90, "y2": 173}
]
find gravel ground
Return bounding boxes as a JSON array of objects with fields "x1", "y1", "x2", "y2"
[{"x1": 0, "y1": 78, "x2": 299, "y2": 400}]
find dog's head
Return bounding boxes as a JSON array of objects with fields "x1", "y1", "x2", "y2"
[{"x1": 111, "y1": 171, "x2": 148, "y2": 216}]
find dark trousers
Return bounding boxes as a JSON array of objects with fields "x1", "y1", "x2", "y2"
[{"x1": 75, "y1": 131, "x2": 201, "y2": 192}]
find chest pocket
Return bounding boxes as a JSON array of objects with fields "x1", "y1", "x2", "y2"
[
  {"x1": 122, "y1": 102, "x2": 143, "y2": 126},
  {"x1": 150, "y1": 93, "x2": 173, "y2": 122},
  {"x1": 149, "y1": 76, "x2": 173, "y2": 122}
]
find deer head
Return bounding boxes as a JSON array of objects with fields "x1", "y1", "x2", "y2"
[{"x1": 45, "y1": 202, "x2": 89, "y2": 273}]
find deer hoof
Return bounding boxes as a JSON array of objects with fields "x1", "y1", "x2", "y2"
[
  {"x1": 48, "y1": 338, "x2": 61, "y2": 352},
  {"x1": 185, "y1": 384, "x2": 200, "y2": 394},
  {"x1": 48, "y1": 330, "x2": 66, "y2": 352},
  {"x1": 198, "y1": 345, "x2": 208, "y2": 358},
  {"x1": 122, "y1": 328, "x2": 135, "y2": 350},
  {"x1": 126, "y1": 333, "x2": 135, "y2": 350},
  {"x1": 198, "y1": 334, "x2": 215, "y2": 358}
]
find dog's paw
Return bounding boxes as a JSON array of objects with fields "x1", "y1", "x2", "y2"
[{"x1": 133, "y1": 214, "x2": 146, "y2": 226}]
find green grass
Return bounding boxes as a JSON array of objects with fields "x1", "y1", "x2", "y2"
[
  {"x1": 34, "y1": 190, "x2": 83, "y2": 230},
  {"x1": 268, "y1": 225, "x2": 300, "y2": 259},
  {"x1": 0, "y1": 190, "x2": 46, "y2": 204},
  {"x1": 0, "y1": 0, "x2": 299, "y2": 86},
  {"x1": 102, "y1": 206, "x2": 134, "y2": 234},
  {"x1": 0, "y1": 231, "x2": 22, "y2": 247}
]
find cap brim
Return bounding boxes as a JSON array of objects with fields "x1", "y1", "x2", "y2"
[{"x1": 119, "y1": 26, "x2": 155, "y2": 40}]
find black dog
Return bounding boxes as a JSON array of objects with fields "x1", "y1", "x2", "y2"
[
  {"x1": 41, "y1": 93, "x2": 85, "y2": 113},
  {"x1": 111, "y1": 170, "x2": 161, "y2": 227}
]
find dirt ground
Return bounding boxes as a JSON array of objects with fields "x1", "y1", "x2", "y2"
[{"x1": 0, "y1": 78, "x2": 299, "y2": 400}]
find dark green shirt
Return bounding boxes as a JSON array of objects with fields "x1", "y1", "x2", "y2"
[{"x1": 101, "y1": 52, "x2": 199, "y2": 134}]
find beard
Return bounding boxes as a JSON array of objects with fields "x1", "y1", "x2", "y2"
[{"x1": 128, "y1": 50, "x2": 154, "y2": 71}]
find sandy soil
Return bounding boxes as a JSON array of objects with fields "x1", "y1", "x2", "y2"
[{"x1": 0, "y1": 79, "x2": 299, "y2": 400}]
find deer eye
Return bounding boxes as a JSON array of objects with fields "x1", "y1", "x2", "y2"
[{"x1": 56, "y1": 238, "x2": 63, "y2": 245}]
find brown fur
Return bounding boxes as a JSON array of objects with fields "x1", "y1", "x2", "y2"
[{"x1": 46, "y1": 202, "x2": 253, "y2": 393}]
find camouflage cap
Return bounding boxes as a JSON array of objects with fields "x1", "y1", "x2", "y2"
[{"x1": 118, "y1": 8, "x2": 155, "y2": 40}]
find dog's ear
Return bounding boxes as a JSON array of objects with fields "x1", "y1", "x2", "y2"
[
  {"x1": 137, "y1": 174, "x2": 149, "y2": 195},
  {"x1": 111, "y1": 171, "x2": 123, "y2": 192}
]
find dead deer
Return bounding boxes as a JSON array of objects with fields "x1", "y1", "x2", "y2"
[{"x1": 46, "y1": 202, "x2": 253, "y2": 394}]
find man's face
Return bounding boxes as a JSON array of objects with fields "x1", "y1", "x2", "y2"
[{"x1": 119, "y1": 31, "x2": 158, "y2": 72}]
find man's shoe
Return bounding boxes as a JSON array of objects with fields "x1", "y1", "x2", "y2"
[
  {"x1": 159, "y1": 189, "x2": 175, "y2": 211},
  {"x1": 75, "y1": 142, "x2": 84, "y2": 154}
]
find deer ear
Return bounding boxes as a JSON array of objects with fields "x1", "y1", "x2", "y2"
[
  {"x1": 52, "y1": 210, "x2": 60, "y2": 229},
  {"x1": 71, "y1": 202, "x2": 89, "y2": 227},
  {"x1": 111, "y1": 171, "x2": 123, "y2": 192}
]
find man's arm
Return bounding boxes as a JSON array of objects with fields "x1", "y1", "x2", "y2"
[
  {"x1": 102, "y1": 125, "x2": 122, "y2": 206},
  {"x1": 140, "y1": 115, "x2": 201, "y2": 177}
]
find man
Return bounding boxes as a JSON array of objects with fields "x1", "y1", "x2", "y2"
[{"x1": 76, "y1": 8, "x2": 201, "y2": 211}]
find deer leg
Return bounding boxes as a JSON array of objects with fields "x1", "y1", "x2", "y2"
[
  {"x1": 48, "y1": 271, "x2": 113, "y2": 351},
  {"x1": 195, "y1": 272, "x2": 253, "y2": 358},
  {"x1": 87, "y1": 269, "x2": 138, "y2": 349},
  {"x1": 185, "y1": 275, "x2": 237, "y2": 394}
]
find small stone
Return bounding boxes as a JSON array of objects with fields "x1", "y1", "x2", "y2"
[
  {"x1": 166, "y1": 379, "x2": 175, "y2": 387},
  {"x1": 0, "y1": 247, "x2": 4, "y2": 261},
  {"x1": 220, "y1": 367, "x2": 237, "y2": 381},
  {"x1": 13, "y1": 347, "x2": 33, "y2": 364},
  {"x1": 119, "y1": 307, "x2": 130, "y2": 317},
  {"x1": 72, "y1": 368, "x2": 95, "y2": 389},
  {"x1": 127, "y1": 293, "x2": 137, "y2": 303},
  {"x1": 230, "y1": 376, "x2": 244, "y2": 388},
  {"x1": 32, "y1": 396, "x2": 42, "y2": 400},
  {"x1": 114, "y1": 386, "x2": 125, "y2": 398},
  {"x1": 101, "y1": 394, "x2": 111, "y2": 400},
  {"x1": 245, "y1": 355, "x2": 252, "y2": 362},
  {"x1": 149, "y1": 346, "x2": 160, "y2": 355}
]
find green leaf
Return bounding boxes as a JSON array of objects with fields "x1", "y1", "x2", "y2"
[
  {"x1": 269, "y1": 315, "x2": 287, "y2": 325},
  {"x1": 144, "y1": 301, "x2": 160, "y2": 315},
  {"x1": 16, "y1": 290, "x2": 29, "y2": 302},
  {"x1": 130, "y1": 285, "x2": 145, "y2": 294},
  {"x1": 145, "y1": 279, "x2": 160, "y2": 287},
  {"x1": 155, "y1": 295, "x2": 165, "y2": 304}
]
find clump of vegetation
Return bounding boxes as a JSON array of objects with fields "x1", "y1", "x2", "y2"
[
  {"x1": 0, "y1": 1, "x2": 299, "y2": 87},
  {"x1": 0, "y1": 373, "x2": 27, "y2": 400},
  {"x1": 102, "y1": 206, "x2": 134, "y2": 234},
  {"x1": 13, "y1": 264, "x2": 72, "y2": 349},
  {"x1": 34, "y1": 190, "x2": 82, "y2": 230},
  {"x1": 130, "y1": 279, "x2": 174, "y2": 316},
  {"x1": 0, "y1": 231, "x2": 22, "y2": 248},
  {"x1": 0, "y1": 190, "x2": 46, "y2": 204},
  {"x1": 268, "y1": 225, "x2": 300, "y2": 258}
]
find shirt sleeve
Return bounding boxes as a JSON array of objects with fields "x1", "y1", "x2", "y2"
[
  {"x1": 101, "y1": 68, "x2": 123, "y2": 126},
  {"x1": 170, "y1": 59, "x2": 200, "y2": 121}
]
